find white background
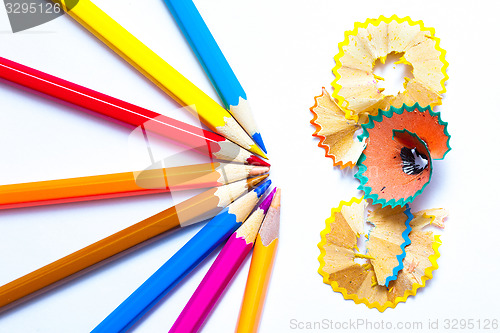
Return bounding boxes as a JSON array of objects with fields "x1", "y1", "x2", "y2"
[{"x1": 0, "y1": 0, "x2": 499, "y2": 332}]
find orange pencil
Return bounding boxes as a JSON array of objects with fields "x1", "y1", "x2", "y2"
[
  {"x1": 235, "y1": 188, "x2": 281, "y2": 333},
  {"x1": 0, "y1": 163, "x2": 268, "y2": 210}
]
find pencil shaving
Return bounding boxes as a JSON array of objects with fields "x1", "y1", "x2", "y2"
[
  {"x1": 366, "y1": 205, "x2": 412, "y2": 286},
  {"x1": 310, "y1": 88, "x2": 366, "y2": 168},
  {"x1": 318, "y1": 199, "x2": 444, "y2": 311},
  {"x1": 411, "y1": 208, "x2": 448, "y2": 230},
  {"x1": 355, "y1": 103, "x2": 451, "y2": 208},
  {"x1": 331, "y1": 15, "x2": 448, "y2": 122}
]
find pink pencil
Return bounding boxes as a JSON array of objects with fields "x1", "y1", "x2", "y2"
[{"x1": 169, "y1": 188, "x2": 277, "y2": 333}]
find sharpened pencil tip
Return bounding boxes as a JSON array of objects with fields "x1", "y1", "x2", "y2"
[
  {"x1": 259, "y1": 188, "x2": 281, "y2": 245},
  {"x1": 254, "y1": 179, "x2": 271, "y2": 198},
  {"x1": 250, "y1": 144, "x2": 268, "y2": 160},
  {"x1": 236, "y1": 206, "x2": 266, "y2": 244},
  {"x1": 271, "y1": 188, "x2": 281, "y2": 209},
  {"x1": 246, "y1": 155, "x2": 270, "y2": 167},
  {"x1": 249, "y1": 166, "x2": 270, "y2": 176},
  {"x1": 258, "y1": 187, "x2": 277, "y2": 213},
  {"x1": 246, "y1": 174, "x2": 269, "y2": 188}
]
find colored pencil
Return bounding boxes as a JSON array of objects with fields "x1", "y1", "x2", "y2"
[
  {"x1": 235, "y1": 188, "x2": 281, "y2": 333},
  {"x1": 0, "y1": 175, "x2": 268, "y2": 310},
  {"x1": 53, "y1": 0, "x2": 267, "y2": 159},
  {"x1": 163, "y1": 0, "x2": 267, "y2": 153},
  {"x1": 0, "y1": 56, "x2": 269, "y2": 167},
  {"x1": 91, "y1": 179, "x2": 272, "y2": 333},
  {"x1": 0, "y1": 163, "x2": 269, "y2": 210},
  {"x1": 169, "y1": 188, "x2": 277, "y2": 333}
]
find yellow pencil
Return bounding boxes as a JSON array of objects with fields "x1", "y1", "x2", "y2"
[
  {"x1": 235, "y1": 188, "x2": 281, "y2": 333},
  {"x1": 55, "y1": 0, "x2": 266, "y2": 159}
]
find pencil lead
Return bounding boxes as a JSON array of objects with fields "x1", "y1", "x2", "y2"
[
  {"x1": 246, "y1": 154, "x2": 270, "y2": 167},
  {"x1": 252, "y1": 132, "x2": 268, "y2": 154},
  {"x1": 246, "y1": 174, "x2": 269, "y2": 188},
  {"x1": 259, "y1": 187, "x2": 277, "y2": 213}
]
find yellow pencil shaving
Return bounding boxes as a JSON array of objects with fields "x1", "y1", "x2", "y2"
[
  {"x1": 331, "y1": 15, "x2": 448, "y2": 122},
  {"x1": 318, "y1": 198, "x2": 444, "y2": 312},
  {"x1": 310, "y1": 89, "x2": 367, "y2": 168}
]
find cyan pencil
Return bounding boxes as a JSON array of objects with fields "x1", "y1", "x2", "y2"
[{"x1": 163, "y1": 0, "x2": 268, "y2": 153}]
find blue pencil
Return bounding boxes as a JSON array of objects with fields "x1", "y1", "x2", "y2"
[
  {"x1": 91, "y1": 179, "x2": 272, "y2": 333},
  {"x1": 163, "y1": 0, "x2": 268, "y2": 154}
]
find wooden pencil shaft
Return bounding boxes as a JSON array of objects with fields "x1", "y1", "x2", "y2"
[
  {"x1": 0, "y1": 197, "x2": 182, "y2": 308},
  {"x1": 236, "y1": 188, "x2": 280, "y2": 333},
  {"x1": 0, "y1": 176, "x2": 267, "y2": 309},
  {"x1": 235, "y1": 237, "x2": 278, "y2": 333},
  {"x1": 0, "y1": 55, "x2": 270, "y2": 166},
  {"x1": 0, "y1": 56, "x2": 227, "y2": 159},
  {"x1": 163, "y1": 0, "x2": 245, "y2": 110},
  {"x1": 0, "y1": 163, "x2": 262, "y2": 210}
]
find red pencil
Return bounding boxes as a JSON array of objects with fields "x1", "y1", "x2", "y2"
[{"x1": 0, "y1": 56, "x2": 269, "y2": 167}]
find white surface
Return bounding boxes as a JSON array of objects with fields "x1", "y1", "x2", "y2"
[{"x1": 0, "y1": 1, "x2": 499, "y2": 332}]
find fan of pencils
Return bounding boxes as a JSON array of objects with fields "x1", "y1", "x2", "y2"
[{"x1": 0, "y1": 1, "x2": 281, "y2": 332}]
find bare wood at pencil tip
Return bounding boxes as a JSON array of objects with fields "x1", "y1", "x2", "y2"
[{"x1": 259, "y1": 188, "x2": 281, "y2": 245}]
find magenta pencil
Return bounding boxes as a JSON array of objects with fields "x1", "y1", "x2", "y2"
[{"x1": 169, "y1": 188, "x2": 277, "y2": 333}]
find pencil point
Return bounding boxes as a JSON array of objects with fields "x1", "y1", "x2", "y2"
[
  {"x1": 252, "y1": 132, "x2": 268, "y2": 154},
  {"x1": 246, "y1": 174, "x2": 269, "y2": 188},
  {"x1": 246, "y1": 155, "x2": 270, "y2": 167},
  {"x1": 236, "y1": 207, "x2": 265, "y2": 244},
  {"x1": 254, "y1": 179, "x2": 271, "y2": 198},
  {"x1": 270, "y1": 188, "x2": 281, "y2": 210},
  {"x1": 259, "y1": 188, "x2": 281, "y2": 245},
  {"x1": 250, "y1": 144, "x2": 268, "y2": 160},
  {"x1": 249, "y1": 166, "x2": 270, "y2": 176},
  {"x1": 258, "y1": 187, "x2": 277, "y2": 213}
]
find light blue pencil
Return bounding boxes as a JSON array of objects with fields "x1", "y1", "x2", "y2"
[
  {"x1": 91, "y1": 179, "x2": 272, "y2": 333},
  {"x1": 163, "y1": 0, "x2": 268, "y2": 153}
]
